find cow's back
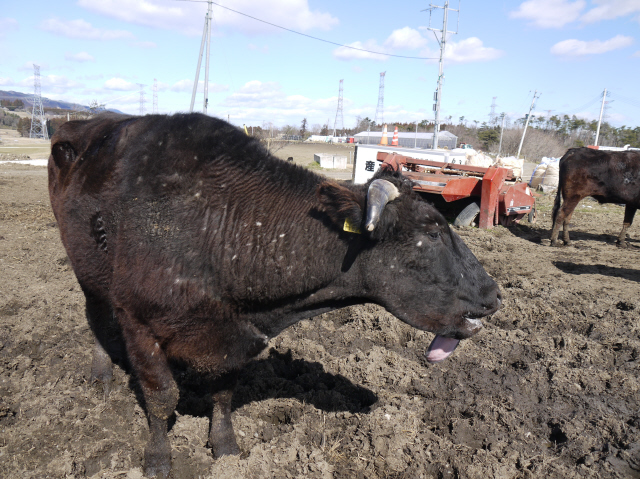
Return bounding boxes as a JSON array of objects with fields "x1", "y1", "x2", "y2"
[
  {"x1": 559, "y1": 148, "x2": 640, "y2": 205},
  {"x1": 48, "y1": 113, "x2": 331, "y2": 311}
]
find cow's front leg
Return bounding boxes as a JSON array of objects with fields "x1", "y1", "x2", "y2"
[
  {"x1": 119, "y1": 311, "x2": 179, "y2": 478},
  {"x1": 617, "y1": 205, "x2": 637, "y2": 247},
  {"x1": 208, "y1": 372, "x2": 240, "y2": 457}
]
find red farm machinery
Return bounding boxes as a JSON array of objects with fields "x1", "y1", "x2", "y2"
[{"x1": 376, "y1": 151, "x2": 537, "y2": 229}]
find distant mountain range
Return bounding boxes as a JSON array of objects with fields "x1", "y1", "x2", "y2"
[{"x1": 0, "y1": 90, "x2": 123, "y2": 114}]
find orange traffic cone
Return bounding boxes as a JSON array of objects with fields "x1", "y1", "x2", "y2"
[
  {"x1": 379, "y1": 124, "x2": 388, "y2": 146},
  {"x1": 391, "y1": 126, "x2": 399, "y2": 146}
]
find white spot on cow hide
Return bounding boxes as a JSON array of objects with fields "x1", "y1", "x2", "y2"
[{"x1": 417, "y1": 241, "x2": 423, "y2": 247}]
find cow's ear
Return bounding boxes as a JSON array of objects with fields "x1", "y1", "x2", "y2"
[
  {"x1": 316, "y1": 181, "x2": 364, "y2": 230},
  {"x1": 50, "y1": 141, "x2": 78, "y2": 169}
]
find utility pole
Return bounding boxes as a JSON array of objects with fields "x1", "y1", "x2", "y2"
[
  {"x1": 425, "y1": 1, "x2": 459, "y2": 150},
  {"x1": 332, "y1": 79, "x2": 344, "y2": 138},
  {"x1": 489, "y1": 97, "x2": 497, "y2": 125},
  {"x1": 29, "y1": 64, "x2": 48, "y2": 140},
  {"x1": 594, "y1": 88, "x2": 608, "y2": 146},
  {"x1": 516, "y1": 90, "x2": 540, "y2": 159},
  {"x1": 497, "y1": 113, "x2": 506, "y2": 157},
  {"x1": 190, "y1": 0, "x2": 213, "y2": 114}
]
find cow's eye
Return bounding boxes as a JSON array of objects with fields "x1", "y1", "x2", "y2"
[{"x1": 428, "y1": 231, "x2": 440, "y2": 241}]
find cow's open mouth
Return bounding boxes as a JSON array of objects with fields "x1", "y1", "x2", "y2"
[{"x1": 425, "y1": 315, "x2": 486, "y2": 363}]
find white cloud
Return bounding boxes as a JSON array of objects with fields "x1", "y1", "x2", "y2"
[
  {"x1": 0, "y1": 17, "x2": 18, "y2": 39},
  {"x1": 40, "y1": 18, "x2": 135, "y2": 40},
  {"x1": 442, "y1": 37, "x2": 504, "y2": 63},
  {"x1": 634, "y1": 50, "x2": 640, "y2": 57},
  {"x1": 132, "y1": 41, "x2": 157, "y2": 49},
  {"x1": 18, "y1": 74, "x2": 83, "y2": 94},
  {"x1": 171, "y1": 80, "x2": 193, "y2": 93},
  {"x1": 333, "y1": 27, "x2": 428, "y2": 61},
  {"x1": 510, "y1": 0, "x2": 586, "y2": 28},
  {"x1": 104, "y1": 78, "x2": 138, "y2": 91},
  {"x1": 582, "y1": 0, "x2": 640, "y2": 23},
  {"x1": 551, "y1": 35, "x2": 634, "y2": 56},
  {"x1": 170, "y1": 79, "x2": 228, "y2": 94},
  {"x1": 0, "y1": 77, "x2": 15, "y2": 86},
  {"x1": 248, "y1": 44, "x2": 269, "y2": 54},
  {"x1": 65, "y1": 51, "x2": 95, "y2": 62},
  {"x1": 78, "y1": 0, "x2": 338, "y2": 37},
  {"x1": 18, "y1": 61, "x2": 50, "y2": 71},
  {"x1": 384, "y1": 27, "x2": 428, "y2": 50}
]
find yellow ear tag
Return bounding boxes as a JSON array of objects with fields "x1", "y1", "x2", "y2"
[{"x1": 343, "y1": 218, "x2": 361, "y2": 234}]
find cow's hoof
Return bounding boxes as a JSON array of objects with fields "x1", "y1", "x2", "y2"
[
  {"x1": 89, "y1": 371, "x2": 113, "y2": 398},
  {"x1": 209, "y1": 435, "x2": 241, "y2": 458},
  {"x1": 550, "y1": 240, "x2": 562, "y2": 247},
  {"x1": 144, "y1": 451, "x2": 171, "y2": 478}
]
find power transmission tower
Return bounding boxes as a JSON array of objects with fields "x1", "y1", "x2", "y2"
[
  {"x1": 138, "y1": 84, "x2": 146, "y2": 115},
  {"x1": 424, "y1": 1, "x2": 459, "y2": 149},
  {"x1": 153, "y1": 78, "x2": 158, "y2": 114},
  {"x1": 190, "y1": 0, "x2": 213, "y2": 114},
  {"x1": 29, "y1": 64, "x2": 48, "y2": 140},
  {"x1": 489, "y1": 96, "x2": 497, "y2": 125},
  {"x1": 374, "y1": 72, "x2": 386, "y2": 126},
  {"x1": 594, "y1": 88, "x2": 610, "y2": 146},
  {"x1": 332, "y1": 79, "x2": 344, "y2": 138},
  {"x1": 516, "y1": 90, "x2": 540, "y2": 159}
]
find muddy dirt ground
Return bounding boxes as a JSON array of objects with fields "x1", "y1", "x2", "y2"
[{"x1": 1, "y1": 159, "x2": 639, "y2": 479}]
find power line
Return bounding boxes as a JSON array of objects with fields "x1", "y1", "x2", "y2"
[
  {"x1": 610, "y1": 92, "x2": 640, "y2": 109},
  {"x1": 172, "y1": 0, "x2": 438, "y2": 60}
]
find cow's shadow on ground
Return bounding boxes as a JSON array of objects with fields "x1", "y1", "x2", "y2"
[
  {"x1": 121, "y1": 348, "x2": 378, "y2": 429},
  {"x1": 553, "y1": 261, "x2": 640, "y2": 284},
  {"x1": 506, "y1": 223, "x2": 640, "y2": 247}
]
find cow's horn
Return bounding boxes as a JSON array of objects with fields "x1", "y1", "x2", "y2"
[{"x1": 365, "y1": 179, "x2": 400, "y2": 231}]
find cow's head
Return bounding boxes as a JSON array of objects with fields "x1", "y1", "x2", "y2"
[{"x1": 317, "y1": 170, "x2": 502, "y2": 362}]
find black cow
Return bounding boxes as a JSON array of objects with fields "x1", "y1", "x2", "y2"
[
  {"x1": 48, "y1": 113, "x2": 501, "y2": 478},
  {"x1": 550, "y1": 147, "x2": 640, "y2": 247}
]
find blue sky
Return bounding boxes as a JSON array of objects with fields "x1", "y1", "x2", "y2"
[{"x1": 1, "y1": 0, "x2": 639, "y2": 130}]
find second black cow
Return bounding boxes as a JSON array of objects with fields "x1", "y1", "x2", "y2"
[
  {"x1": 550, "y1": 147, "x2": 640, "y2": 247},
  {"x1": 48, "y1": 113, "x2": 501, "y2": 478}
]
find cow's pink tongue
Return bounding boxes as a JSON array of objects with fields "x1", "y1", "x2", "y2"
[{"x1": 426, "y1": 335, "x2": 460, "y2": 363}]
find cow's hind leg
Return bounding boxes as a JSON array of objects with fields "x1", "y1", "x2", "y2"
[
  {"x1": 616, "y1": 205, "x2": 637, "y2": 247},
  {"x1": 119, "y1": 310, "x2": 179, "y2": 478},
  {"x1": 84, "y1": 291, "x2": 120, "y2": 397},
  {"x1": 552, "y1": 196, "x2": 581, "y2": 246},
  {"x1": 208, "y1": 371, "x2": 240, "y2": 457}
]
